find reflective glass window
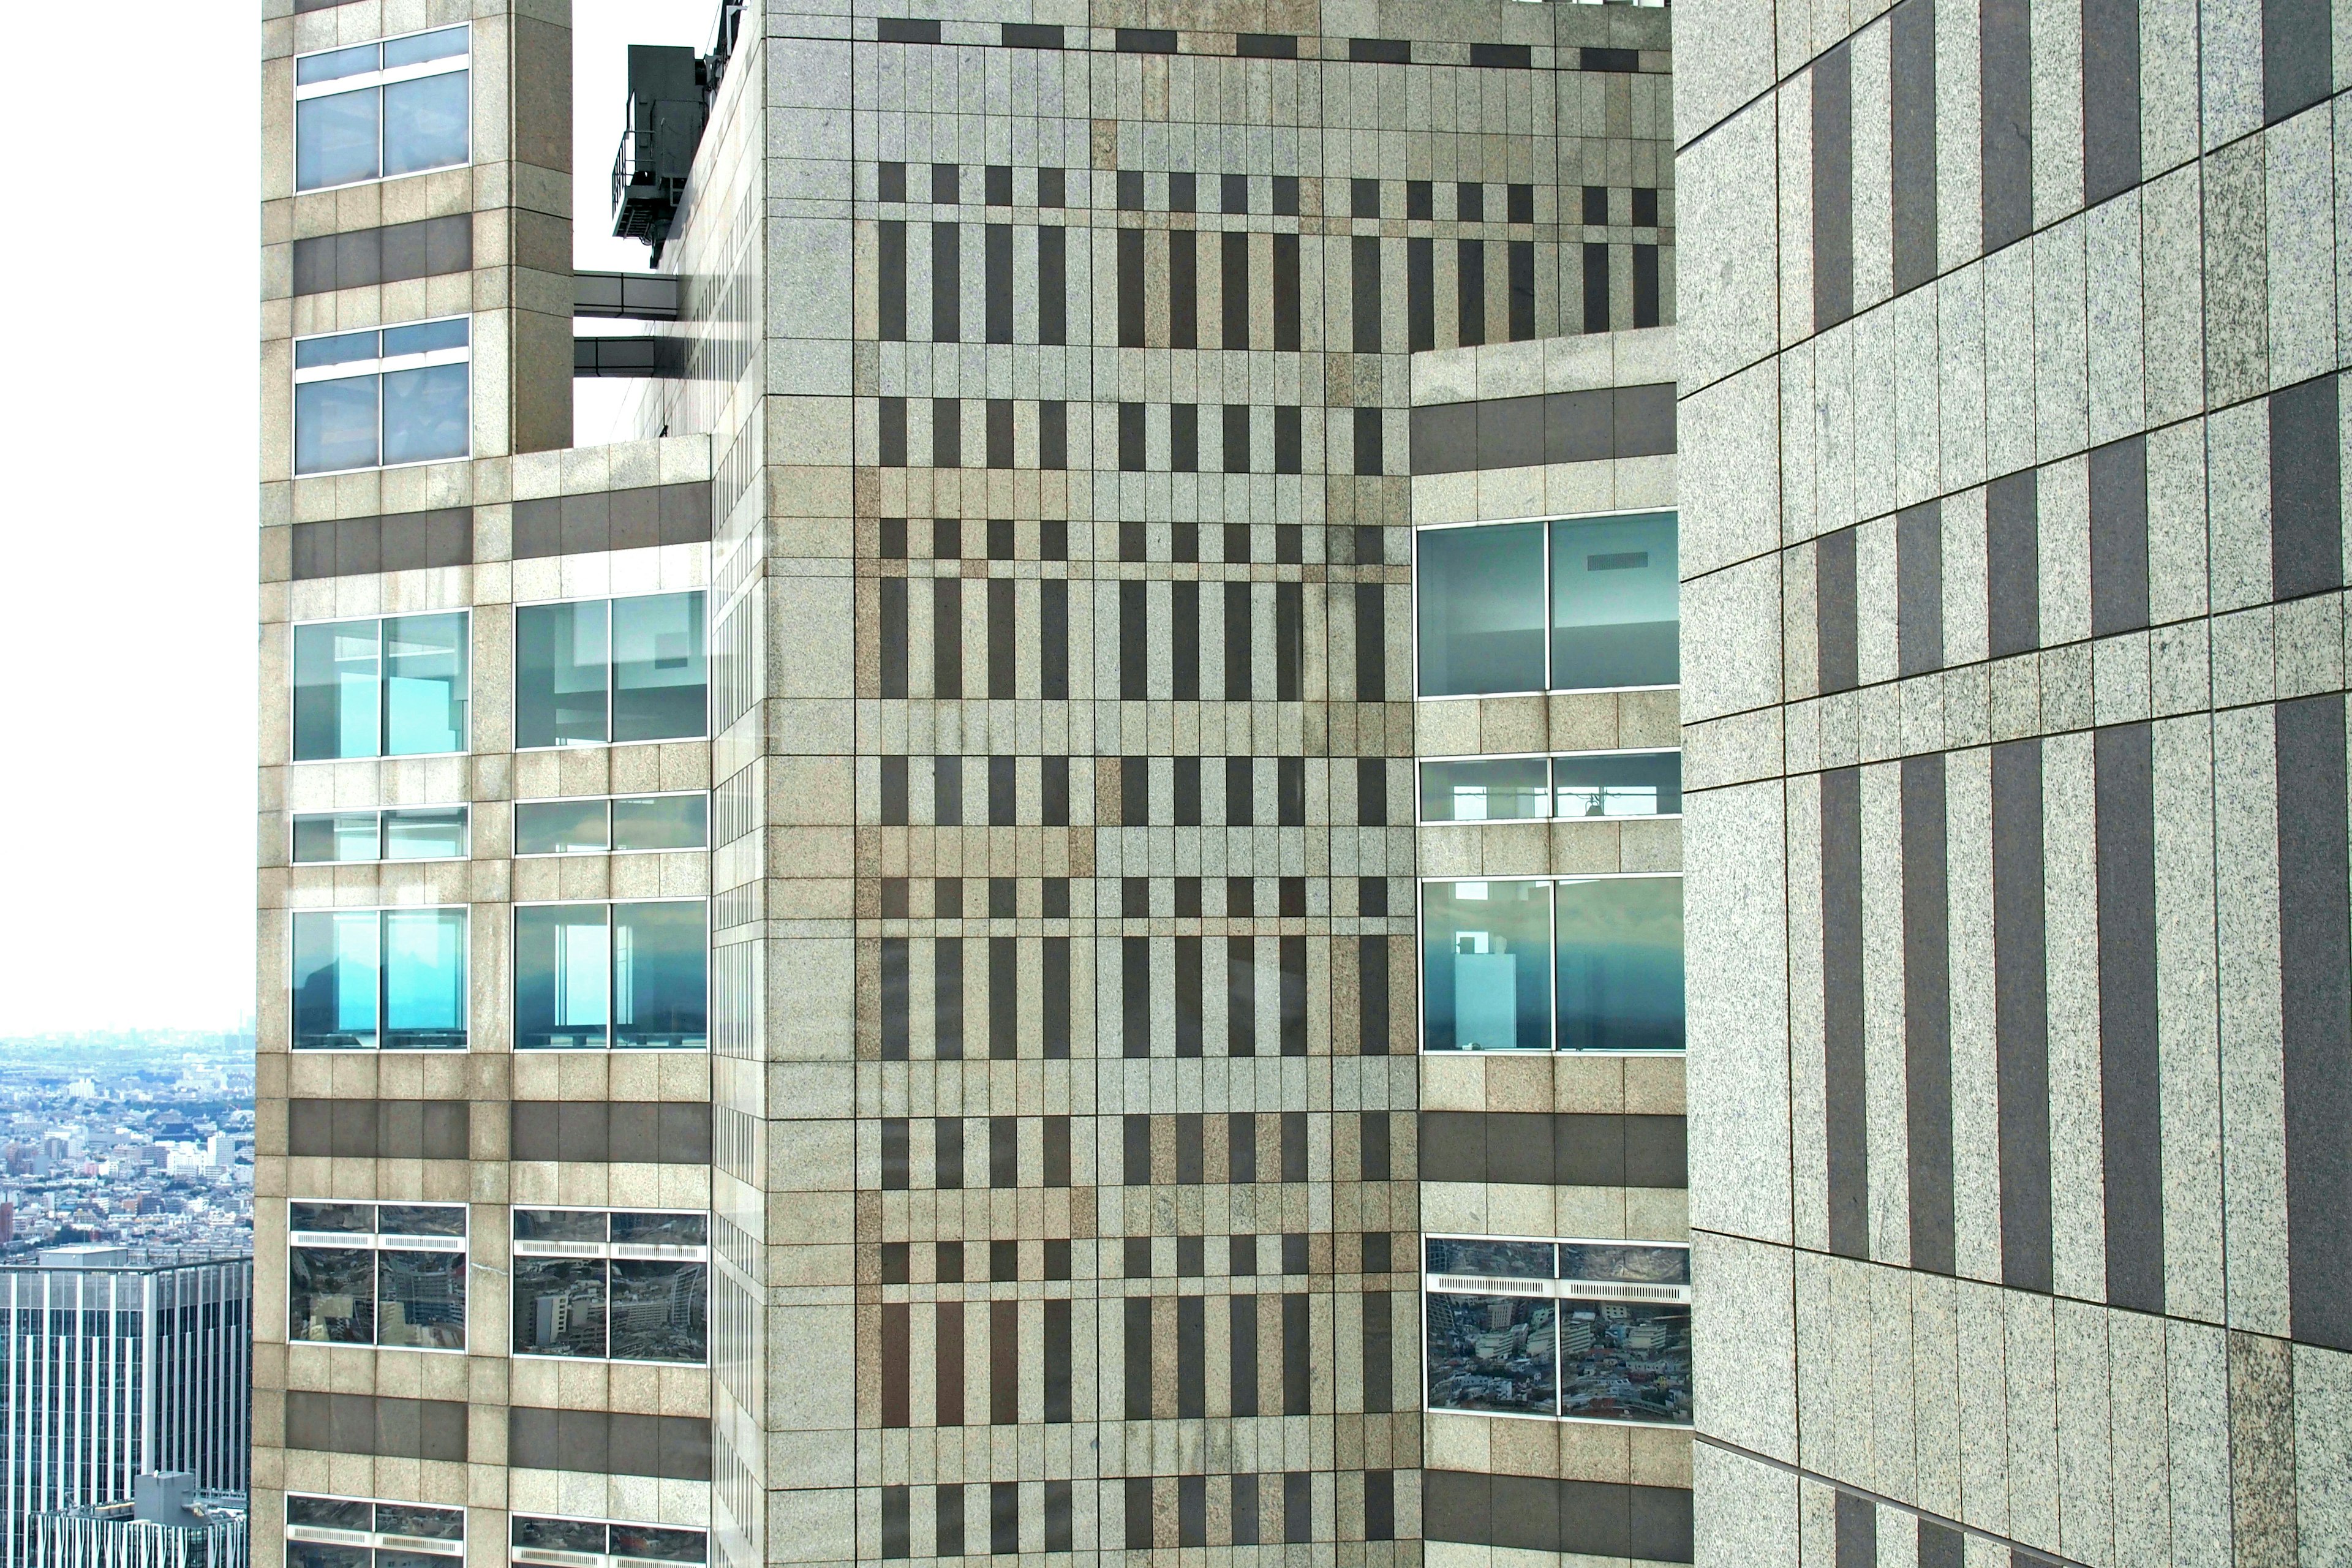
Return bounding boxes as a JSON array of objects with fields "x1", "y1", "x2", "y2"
[
  {"x1": 610, "y1": 1528, "x2": 706, "y2": 1564},
  {"x1": 513, "y1": 1520, "x2": 606, "y2": 1555},
  {"x1": 1424, "y1": 1290, "x2": 1555, "y2": 1416},
  {"x1": 1556, "y1": 1244, "x2": 1691, "y2": 1426},
  {"x1": 382, "y1": 363, "x2": 470, "y2": 465},
  {"x1": 1424, "y1": 1238, "x2": 1554, "y2": 1278},
  {"x1": 1414, "y1": 523, "x2": 1544, "y2": 696},
  {"x1": 1417, "y1": 757, "x2": 1550, "y2": 823},
  {"x1": 288, "y1": 1244, "x2": 374, "y2": 1343},
  {"x1": 382, "y1": 70, "x2": 469, "y2": 175},
  {"x1": 383, "y1": 613, "x2": 469, "y2": 755},
  {"x1": 292, "y1": 812, "x2": 382, "y2": 863},
  {"x1": 611, "y1": 794, "x2": 707, "y2": 851},
  {"x1": 1553, "y1": 876, "x2": 1684, "y2": 1052},
  {"x1": 383, "y1": 28, "x2": 469, "y2": 67},
  {"x1": 1419, "y1": 881, "x2": 1551, "y2": 1052},
  {"x1": 292, "y1": 622, "x2": 380, "y2": 762},
  {"x1": 516, "y1": 601, "x2": 611, "y2": 748},
  {"x1": 513, "y1": 1257, "x2": 606, "y2": 1357},
  {"x1": 511, "y1": 1209, "x2": 708, "y2": 1365},
  {"x1": 374, "y1": 1506, "x2": 466, "y2": 1544},
  {"x1": 292, "y1": 910, "x2": 380, "y2": 1050},
  {"x1": 514, "y1": 905, "x2": 612, "y2": 1049},
  {"x1": 378, "y1": 1246, "x2": 466, "y2": 1349},
  {"x1": 290, "y1": 1542, "x2": 372, "y2": 1568},
  {"x1": 611, "y1": 594, "x2": 708, "y2": 742},
  {"x1": 295, "y1": 86, "x2": 380, "y2": 189},
  {"x1": 295, "y1": 375, "x2": 381, "y2": 473},
  {"x1": 614, "y1": 902, "x2": 707, "y2": 1050},
  {"x1": 1552, "y1": 750, "x2": 1681, "y2": 818},
  {"x1": 384, "y1": 807, "x2": 469, "y2": 859},
  {"x1": 383, "y1": 908, "x2": 468, "y2": 1050},
  {"x1": 296, "y1": 44, "x2": 380, "y2": 85},
  {"x1": 286, "y1": 1496, "x2": 372, "y2": 1531},
  {"x1": 609, "y1": 1260, "x2": 707, "y2": 1362},
  {"x1": 1548, "y1": 512, "x2": 1679, "y2": 689},
  {"x1": 515, "y1": 799, "x2": 609, "y2": 855}
]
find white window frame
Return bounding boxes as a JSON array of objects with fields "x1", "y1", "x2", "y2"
[
  {"x1": 293, "y1": 23, "x2": 473, "y2": 193},
  {"x1": 1415, "y1": 872, "x2": 1685, "y2": 1057},
  {"x1": 1409, "y1": 507, "x2": 1681, "y2": 702},
  {"x1": 511, "y1": 591, "x2": 713, "y2": 751},
  {"x1": 511, "y1": 792, "x2": 712, "y2": 857},
  {"x1": 286, "y1": 1201, "x2": 470, "y2": 1354},
  {"x1": 285, "y1": 1493, "x2": 466, "y2": 1561},
  {"x1": 287, "y1": 904, "x2": 472, "y2": 1054},
  {"x1": 287, "y1": 609, "x2": 473, "y2": 763},
  {"x1": 1420, "y1": 1232, "x2": 1691, "y2": 1429},
  {"x1": 292, "y1": 317, "x2": 473, "y2": 477},
  {"x1": 509, "y1": 896, "x2": 712, "y2": 1054},
  {"x1": 508, "y1": 1206, "x2": 712, "y2": 1367},
  {"x1": 1415, "y1": 747, "x2": 1683, "y2": 826},
  {"x1": 289, "y1": 804, "x2": 472, "y2": 864}
]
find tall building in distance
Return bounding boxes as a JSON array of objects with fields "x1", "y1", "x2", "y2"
[
  {"x1": 0, "y1": 1247, "x2": 252, "y2": 1563},
  {"x1": 1677, "y1": 2, "x2": 2352, "y2": 1563},
  {"x1": 257, "y1": 5, "x2": 1688, "y2": 1568}
]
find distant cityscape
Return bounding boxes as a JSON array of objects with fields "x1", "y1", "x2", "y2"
[{"x1": 0, "y1": 1028, "x2": 254, "y2": 1258}]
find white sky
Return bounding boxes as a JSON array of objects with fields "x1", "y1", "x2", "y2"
[{"x1": 0, "y1": 2, "x2": 712, "y2": 1036}]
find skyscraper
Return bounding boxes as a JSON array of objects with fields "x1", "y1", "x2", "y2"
[
  {"x1": 1678, "y1": 3, "x2": 2352, "y2": 1562},
  {"x1": 0, "y1": 1247, "x2": 252, "y2": 1563},
  {"x1": 257, "y1": 3, "x2": 1687, "y2": 1567}
]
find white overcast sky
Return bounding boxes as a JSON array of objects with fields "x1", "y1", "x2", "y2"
[{"x1": 0, "y1": 2, "x2": 709, "y2": 1037}]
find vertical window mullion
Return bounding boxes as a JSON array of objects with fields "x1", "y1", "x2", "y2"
[{"x1": 1540, "y1": 523, "x2": 1554, "y2": 691}]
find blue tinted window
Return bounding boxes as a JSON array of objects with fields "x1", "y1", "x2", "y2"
[
  {"x1": 294, "y1": 375, "x2": 380, "y2": 474},
  {"x1": 295, "y1": 86, "x2": 379, "y2": 189},
  {"x1": 1417, "y1": 756, "x2": 1550, "y2": 822},
  {"x1": 1553, "y1": 876, "x2": 1683, "y2": 1052},
  {"x1": 611, "y1": 593, "x2": 708, "y2": 742},
  {"x1": 291, "y1": 621, "x2": 380, "y2": 760},
  {"x1": 1549, "y1": 512, "x2": 1679, "y2": 689},
  {"x1": 295, "y1": 43, "x2": 380, "y2": 84},
  {"x1": 295, "y1": 331, "x2": 380, "y2": 370},
  {"x1": 292, "y1": 910, "x2": 380, "y2": 1050},
  {"x1": 381, "y1": 318, "x2": 469, "y2": 358},
  {"x1": 383, "y1": 908, "x2": 467, "y2": 1049},
  {"x1": 515, "y1": 798, "x2": 609, "y2": 854},
  {"x1": 383, "y1": 613, "x2": 468, "y2": 754},
  {"x1": 614, "y1": 901, "x2": 707, "y2": 1049},
  {"x1": 383, "y1": 807, "x2": 469, "y2": 860},
  {"x1": 1419, "y1": 881, "x2": 1550, "y2": 1051},
  {"x1": 382, "y1": 26, "x2": 468, "y2": 67},
  {"x1": 612, "y1": 794, "x2": 709, "y2": 851},
  {"x1": 292, "y1": 812, "x2": 380, "y2": 862},
  {"x1": 381, "y1": 363, "x2": 469, "y2": 464},
  {"x1": 516, "y1": 601, "x2": 611, "y2": 747},
  {"x1": 1415, "y1": 523, "x2": 1544, "y2": 696},
  {"x1": 514, "y1": 905, "x2": 611, "y2": 1049},
  {"x1": 383, "y1": 70, "x2": 469, "y2": 176},
  {"x1": 1552, "y1": 750, "x2": 1682, "y2": 818}
]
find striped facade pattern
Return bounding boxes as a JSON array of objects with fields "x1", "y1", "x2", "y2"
[{"x1": 1676, "y1": 0, "x2": 2352, "y2": 1561}]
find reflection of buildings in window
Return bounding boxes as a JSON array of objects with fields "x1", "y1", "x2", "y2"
[
  {"x1": 510, "y1": 1517, "x2": 707, "y2": 1568},
  {"x1": 1422, "y1": 1236, "x2": 1690, "y2": 1427},
  {"x1": 287, "y1": 1493, "x2": 464, "y2": 1568},
  {"x1": 285, "y1": 1204, "x2": 466, "y2": 1351},
  {"x1": 510, "y1": 1209, "x2": 708, "y2": 1364}
]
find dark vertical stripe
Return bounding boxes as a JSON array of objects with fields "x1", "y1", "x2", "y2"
[
  {"x1": 1169, "y1": 230, "x2": 1197, "y2": 348},
  {"x1": 2278, "y1": 695, "x2": 2352, "y2": 1350},
  {"x1": 2082, "y1": 0, "x2": 2143, "y2": 205},
  {"x1": 1175, "y1": 935, "x2": 1204, "y2": 1058},
  {"x1": 1904, "y1": 753, "x2": 1956, "y2": 1274},
  {"x1": 878, "y1": 221, "x2": 907, "y2": 339},
  {"x1": 1823, "y1": 767, "x2": 1871, "y2": 1258},
  {"x1": 1458, "y1": 238, "x2": 1488, "y2": 345},
  {"x1": 1363, "y1": 1293, "x2": 1393, "y2": 1411},
  {"x1": 2264, "y1": 0, "x2": 2334, "y2": 123},
  {"x1": 990, "y1": 1301, "x2": 1018, "y2": 1422},
  {"x1": 1229, "y1": 937, "x2": 1257, "y2": 1056},
  {"x1": 1508, "y1": 239, "x2": 1536, "y2": 339},
  {"x1": 1582, "y1": 241, "x2": 1611, "y2": 332},
  {"x1": 1352, "y1": 236, "x2": 1383, "y2": 352},
  {"x1": 984, "y1": 223, "x2": 1013, "y2": 342},
  {"x1": 1224, "y1": 583, "x2": 1254, "y2": 700},
  {"x1": 2271, "y1": 374, "x2": 2345, "y2": 600},
  {"x1": 2095, "y1": 723, "x2": 2164, "y2": 1313},
  {"x1": 1408, "y1": 237, "x2": 1435, "y2": 351},
  {"x1": 1275, "y1": 582, "x2": 1302, "y2": 700},
  {"x1": 1817, "y1": 526, "x2": 1860, "y2": 693},
  {"x1": 1986, "y1": 469, "x2": 2042, "y2": 656},
  {"x1": 933, "y1": 578, "x2": 962, "y2": 695},
  {"x1": 1042, "y1": 938, "x2": 1070, "y2": 1058},
  {"x1": 936, "y1": 1303, "x2": 965, "y2": 1425},
  {"x1": 1632, "y1": 243, "x2": 1660, "y2": 327},
  {"x1": 881, "y1": 938, "x2": 910, "y2": 1059},
  {"x1": 1039, "y1": 580, "x2": 1068, "y2": 699},
  {"x1": 1355, "y1": 583, "x2": 1386, "y2": 699},
  {"x1": 931, "y1": 222, "x2": 960, "y2": 340},
  {"x1": 2089, "y1": 436, "x2": 2151, "y2": 635},
  {"x1": 1917, "y1": 1518, "x2": 1964, "y2": 1568},
  {"x1": 1043, "y1": 1300, "x2": 1071, "y2": 1419},
  {"x1": 1118, "y1": 227, "x2": 1145, "y2": 347},
  {"x1": 1036, "y1": 227, "x2": 1066, "y2": 344},
  {"x1": 1812, "y1": 42, "x2": 1855, "y2": 330},
  {"x1": 1898, "y1": 500, "x2": 1945, "y2": 676},
  {"x1": 1120, "y1": 581, "x2": 1147, "y2": 700},
  {"x1": 880, "y1": 577, "x2": 908, "y2": 698},
  {"x1": 1992, "y1": 739, "x2": 2054, "y2": 1292},
  {"x1": 988, "y1": 937, "x2": 1016, "y2": 1056},
  {"x1": 1980, "y1": 0, "x2": 2034, "y2": 252},
  {"x1": 935, "y1": 938, "x2": 964, "y2": 1059},
  {"x1": 987, "y1": 578, "x2": 1015, "y2": 696},
  {"x1": 1223, "y1": 232, "x2": 1251, "y2": 347},
  {"x1": 1279, "y1": 935, "x2": 1308, "y2": 1056},
  {"x1": 1124, "y1": 1298, "x2": 1154, "y2": 1419},
  {"x1": 1282, "y1": 1294, "x2": 1311, "y2": 1412},
  {"x1": 1123, "y1": 937, "x2": 1152, "y2": 1058},
  {"x1": 1891, "y1": 0, "x2": 1940, "y2": 293},
  {"x1": 881, "y1": 1304, "x2": 910, "y2": 1425},
  {"x1": 1834, "y1": 1493, "x2": 1875, "y2": 1568},
  {"x1": 1273, "y1": 233, "x2": 1302, "y2": 350},
  {"x1": 1177, "y1": 1296, "x2": 1205, "y2": 1417},
  {"x1": 1229, "y1": 1296, "x2": 1259, "y2": 1414},
  {"x1": 1360, "y1": 937, "x2": 1390, "y2": 1055}
]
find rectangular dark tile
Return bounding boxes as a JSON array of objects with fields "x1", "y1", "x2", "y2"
[
  {"x1": 1890, "y1": 0, "x2": 1939, "y2": 291},
  {"x1": 2264, "y1": 0, "x2": 2334, "y2": 122},
  {"x1": 1817, "y1": 527, "x2": 1860, "y2": 693},
  {"x1": 2271, "y1": 374, "x2": 2345, "y2": 600},
  {"x1": 2277, "y1": 695, "x2": 2352, "y2": 1351},
  {"x1": 1992, "y1": 738, "x2": 2053, "y2": 1292},
  {"x1": 1898, "y1": 500, "x2": 1945, "y2": 674},
  {"x1": 1903, "y1": 753, "x2": 1956, "y2": 1274},
  {"x1": 1980, "y1": 0, "x2": 2034, "y2": 251},
  {"x1": 2082, "y1": 0, "x2": 2143, "y2": 203},
  {"x1": 2095, "y1": 722, "x2": 2164, "y2": 1313},
  {"x1": 1812, "y1": 40, "x2": 1855, "y2": 329},
  {"x1": 1986, "y1": 468, "x2": 2042, "y2": 655},
  {"x1": 1834, "y1": 1493, "x2": 1876, "y2": 1568},
  {"x1": 1822, "y1": 766, "x2": 1871, "y2": 1258},
  {"x1": 2090, "y1": 436, "x2": 2150, "y2": 635}
]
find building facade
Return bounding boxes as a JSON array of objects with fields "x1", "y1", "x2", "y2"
[
  {"x1": 0, "y1": 1248, "x2": 252, "y2": 1564},
  {"x1": 1677, "y1": 1, "x2": 2352, "y2": 1562},
  {"x1": 257, "y1": 5, "x2": 1691, "y2": 1568},
  {"x1": 28, "y1": 1474, "x2": 252, "y2": 1568}
]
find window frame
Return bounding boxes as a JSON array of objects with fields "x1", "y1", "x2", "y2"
[
  {"x1": 511, "y1": 592, "x2": 712, "y2": 751},
  {"x1": 1409, "y1": 508, "x2": 1681, "y2": 701},
  {"x1": 289, "y1": 804, "x2": 473, "y2": 864},
  {"x1": 1415, "y1": 748, "x2": 1683, "y2": 826},
  {"x1": 288, "y1": 904, "x2": 471, "y2": 1053},
  {"x1": 1415, "y1": 872, "x2": 1685, "y2": 1056},
  {"x1": 285, "y1": 1200, "x2": 470, "y2": 1354},
  {"x1": 512, "y1": 791, "x2": 712, "y2": 857},
  {"x1": 292, "y1": 23, "x2": 473, "y2": 194},
  {"x1": 1420, "y1": 1231, "x2": 1691, "y2": 1430},
  {"x1": 509, "y1": 896, "x2": 711, "y2": 1052},
  {"x1": 292, "y1": 317, "x2": 473, "y2": 476},
  {"x1": 508, "y1": 1205, "x2": 711, "y2": 1366},
  {"x1": 509, "y1": 1516, "x2": 709, "y2": 1568},
  {"x1": 287, "y1": 609, "x2": 473, "y2": 762},
  {"x1": 285, "y1": 1493, "x2": 466, "y2": 1566}
]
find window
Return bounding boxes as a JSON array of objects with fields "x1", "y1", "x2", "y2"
[
  {"x1": 287, "y1": 1201, "x2": 467, "y2": 1350},
  {"x1": 513, "y1": 900, "x2": 707, "y2": 1049},
  {"x1": 292, "y1": 907, "x2": 468, "y2": 1050},
  {"x1": 286, "y1": 1494, "x2": 464, "y2": 1568},
  {"x1": 515, "y1": 594, "x2": 707, "y2": 748},
  {"x1": 511, "y1": 1519, "x2": 706, "y2": 1568},
  {"x1": 511, "y1": 1210, "x2": 708, "y2": 1363},
  {"x1": 1420, "y1": 876, "x2": 1683, "y2": 1052},
  {"x1": 514, "y1": 794, "x2": 708, "y2": 855},
  {"x1": 1423, "y1": 1237, "x2": 1690, "y2": 1426},
  {"x1": 294, "y1": 318, "x2": 470, "y2": 474},
  {"x1": 1417, "y1": 751, "x2": 1681, "y2": 823},
  {"x1": 292, "y1": 805, "x2": 470, "y2": 862},
  {"x1": 293, "y1": 614, "x2": 469, "y2": 759},
  {"x1": 1414, "y1": 512, "x2": 1679, "y2": 696},
  {"x1": 295, "y1": 26, "x2": 470, "y2": 190}
]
